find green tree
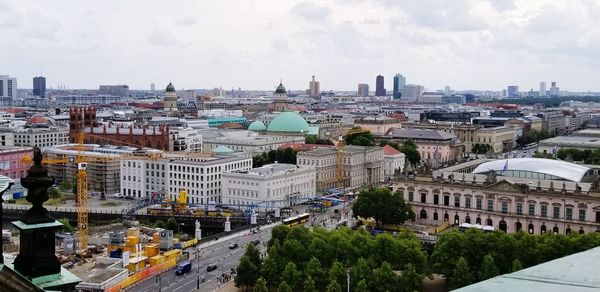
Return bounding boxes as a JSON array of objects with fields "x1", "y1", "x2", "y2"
[
  {"x1": 304, "y1": 275, "x2": 317, "y2": 292},
  {"x1": 278, "y1": 281, "x2": 292, "y2": 292},
  {"x1": 511, "y1": 258, "x2": 523, "y2": 272},
  {"x1": 372, "y1": 262, "x2": 397, "y2": 292},
  {"x1": 479, "y1": 254, "x2": 499, "y2": 281},
  {"x1": 253, "y1": 277, "x2": 268, "y2": 292},
  {"x1": 235, "y1": 256, "x2": 259, "y2": 290},
  {"x1": 451, "y1": 257, "x2": 474, "y2": 289},
  {"x1": 328, "y1": 260, "x2": 346, "y2": 292},
  {"x1": 305, "y1": 135, "x2": 334, "y2": 145},
  {"x1": 165, "y1": 217, "x2": 179, "y2": 234},
  {"x1": 325, "y1": 279, "x2": 342, "y2": 292},
  {"x1": 48, "y1": 187, "x2": 61, "y2": 200},
  {"x1": 400, "y1": 140, "x2": 421, "y2": 168},
  {"x1": 306, "y1": 257, "x2": 326, "y2": 288},
  {"x1": 400, "y1": 263, "x2": 422, "y2": 292},
  {"x1": 245, "y1": 243, "x2": 262, "y2": 270},
  {"x1": 59, "y1": 181, "x2": 72, "y2": 192},
  {"x1": 345, "y1": 127, "x2": 375, "y2": 146},
  {"x1": 153, "y1": 219, "x2": 166, "y2": 229},
  {"x1": 355, "y1": 279, "x2": 368, "y2": 292},
  {"x1": 516, "y1": 129, "x2": 552, "y2": 146},
  {"x1": 57, "y1": 218, "x2": 75, "y2": 233},
  {"x1": 280, "y1": 262, "x2": 302, "y2": 291},
  {"x1": 351, "y1": 257, "x2": 372, "y2": 288},
  {"x1": 260, "y1": 257, "x2": 280, "y2": 288},
  {"x1": 352, "y1": 187, "x2": 414, "y2": 229}
]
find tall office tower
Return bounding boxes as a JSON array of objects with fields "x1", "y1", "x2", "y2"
[
  {"x1": 308, "y1": 75, "x2": 320, "y2": 98},
  {"x1": 0, "y1": 75, "x2": 17, "y2": 106},
  {"x1": 549, "y1": 82, "x2": 560, "y2": 97},
  {"x1": 33, "y1": 76, "x2": 46, "y2": 97},
  {"x1": 357, "y1": 83, "x2": 369, "y2": 97},
  {"x1": 99, "y1": 85, "x2": 129, "y2": 97},
  {"x1": 393, "y1": 73, "x2": 406, "y2": 99},
  {"x1": 539, "y1": 82, "x2": 546, "y2": 97},
  {"x1": 375, "y1": 75, "x2": 386, "y2": 96},
  {"x1": 151, "y1": 83, "x2": 156, "y2": 91},
  {"x1": 507, "y1": 85, "x2": 519, "y2": 98}
]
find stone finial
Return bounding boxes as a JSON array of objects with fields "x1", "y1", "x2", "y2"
[{"x1": 19, "y1": 146, "x2": 55, "y2": 224}]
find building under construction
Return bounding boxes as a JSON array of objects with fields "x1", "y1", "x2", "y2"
[{"x1": 69, "y1": 107, "x2": 170, "y2": 151}]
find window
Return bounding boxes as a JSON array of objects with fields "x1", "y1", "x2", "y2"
[
  {"x1": 501, "y1": 202, "x2": 508, "y2": 214},
  {"x1": 408, "y1": 192, "x2": 413, "y2": 202},
  {"x1": 516, "y1": 203, "x2": 523, "y2": 215},
  {"x1": 566, "y1": 208, "x2": 573, "y2": 220},
  {"x1": 528, "y1": 204, "x2": 535, "y2": 216},
  {"x1": 553, "y1": 206, "x2": 560, "y2": 219},
  {"x1": 487, "y1": 199, "x2": 493, "y2": 211},
  {"x1": 579, "y1": 209, "x2": 586, "y2": 222},
  {"x1": 476, "y1": 198, "x2": 482, "y2": 210},
  {"x1": 454, "y1": 196, "x2": 460, "y2": 207},
  {"x1": 596, "y1": 211, "x2": 600, "y2": 223},
  {"x1": 541, "y1": 205, "x2": 547, "y2": 217},
  {"x1": 434, "y1": 195, "x2": 439, "y2": 205},
  {"x1": 420, "y1": 193, "x2": 426, "y2": 203},
  {"x1": 443, "y1": 195, "x2": 450, "y2": 206},
  {"x1": 465, "y1": 197, "x2": 471, "y2": 209}
]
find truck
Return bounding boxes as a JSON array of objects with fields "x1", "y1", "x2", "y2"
[{"x1": 175, "y1": 261, "x2": 192, "y2": 275}]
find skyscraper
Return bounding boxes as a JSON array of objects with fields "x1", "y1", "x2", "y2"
[
  {"x1": 33, "y1": 76, "x2": 46, "y2": 97},
  {"x1": 357, "y1": 83, "x2": 369, "y2": 97},
  {"x1": 308, "y1": 75, "x2": 320, "y2": 98},
  {"x1": 151, "y1": 83, "x2": 156, "y2": 91},
  {"x1": 375, "y1": 75, "x2": 386, "y2": 96},
  {"x1": 0, "y1": 75, "x2": 17, "y2": 106},
  {"x1": 549, "y1": 82, "x2": 560, "y2": 97},
  {"x1": 539, "y1": 82, "x2": 546, "y2": 97},
  {"x1": 393, "y1": 74, "x2": 406, "y2": 99},
  {"x1": 507, "y1": 85, "x2": 519, "y2": 98}
]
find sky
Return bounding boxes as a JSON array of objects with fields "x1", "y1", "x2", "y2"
[{"x1": 2, "y1": 0, "x2": 600, "y2": 92}]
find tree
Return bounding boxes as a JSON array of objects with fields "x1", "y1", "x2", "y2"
[
  {"x1": 328, "y1": 260, "x2": 346, "y2": 292},
  {"x1": 352, "y1": 187, "x2": 415, "y2": 229},
  {"x1": 372, "y1": 262, "x2": 397, "y2": 292},
  {"x1": 479, "y1": 254, "x2": 499, "y2": 281},
  {"x1": 451, "y1": 257, "x2": 474, "y2": 289},
  {"x1": 511, "y1": 259, "x2": 523, "y2": 272},
  {"x1": 153, "y1": 219, "x2": 166, "y2": 229},
  {"x1": 280, "y1": 262, "x2": 302, "y2": 291},
  {"x1": 253, "y1": 149, "x2": 298, "y2": 168},
  {"x1": 345, "y1": 127, "x2": 375, "y2": 146},
  {"x1": 236, "y1": 256, "x2": 259, "y2": 290},
  {"x1": 472, "y1": 144, "x2": 493, "y2": 155},
  {"x1": 165, "y1": 217, "x2": 179, "y2": 234},
  {"x1": 355, "y1": 279, "x2": 368, "y2": 292},
  {"x1": 400, "y1": 263, "x2": 422, "y2": 292},
  {"x1": 304, "y1": 275, "x2": 317, "y2": 292},
  {"x1": 57, "y1": 218, "x2": 75, "y2": 233},
  {"x1": 260, "y1": 257, "x2": 280, "y2": 288},
  {"x1": 325, "y1": 279, "x2": 342, "y2": 292},
  {"x1": 253, "y1": 277, "x2": 268, "y2": 292},
  {"x1": 59, "y1": 181, "x2": 72, "y2": 192},
  {"x1": 48, "y1": 187, "x2": 61, "y2": 200},
  {"x1": 516, "y1": 129, "x2": 552, "y2": 146},
  {"x1": 351, "y1": 257, "x2": 372, "y2": 288},
  {"x1": 400, "y1": 140, "x2": 421, "y2": 168},
  {"x1": 306, "y1": 257, "x2": 326, "y2": 288},
  {"x1": 305, "y1": 135, "x2": 334, "y2": 145},
  {"x1": 278, "y1": 281, "x2": 292, "y2": 292},
  {"x1": 245, "y1": 243, "x2": 262, "y2": 270}
]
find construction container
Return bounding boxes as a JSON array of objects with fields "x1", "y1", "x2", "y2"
[
  {"x1": 145, "y1": 244, "x2": 159, "y2": 258},
  {"x1": 152, "y1": 232, "x2": 160, "y2": 244},
  {"x1": 149, "y1": 255, "x2": 164, "y2": 266},
  {"x1": 126, "y1": 236, "x2": 139, "y2": 247},
  {"x1": 127, "y1": 256, "x2": 147, "y2": 272},
  {"x1": 163, "y1": 249, "x2": 181, "y2": 262},
  {"x1": 109, "y1": 231, "x2": 125, "y2": 244},
  {"x1": 127, "y1": 228, "x2": 140, "y2": 238}
]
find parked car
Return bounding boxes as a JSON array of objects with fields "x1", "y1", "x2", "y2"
[
  {"x1": 114, "y1": 194, "x2": 124, "y2": 198},
  {"x1": 251, "y1": 239, "x2": 260, "y2": 245},
  {"x1": 228, "y1": 243, "x2": 239, "y2": 249},
  {"x1": 207, "y1": 264, "x2": 217, "y2": 272}
]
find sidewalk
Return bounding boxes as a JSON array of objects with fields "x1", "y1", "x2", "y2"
[{"x1": 198, "y1": 222, "x2": 280, "y2": 250}]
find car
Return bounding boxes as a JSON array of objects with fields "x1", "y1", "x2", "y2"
[
  {"x1": 229, "y1": 243, "x2": 239, "y2": 249},
  {"x1": 207, "y1": 264, "x2": 217, "y2": 272},
  {"x1": 114, "y1": 194, "x2": 124, "y2": 198},
  {"x1": 175, "y1": 261, "x2": 192, "y2": 275},
  {"x1": 251, "y1": 239, "x2": 260, "y2": 245}
]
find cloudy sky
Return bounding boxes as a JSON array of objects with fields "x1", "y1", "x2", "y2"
[{"x1": 2, "y1": 0, "x2": 600, "y2": 92}]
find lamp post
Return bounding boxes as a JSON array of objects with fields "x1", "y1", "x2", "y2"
[{"x1": 347, "y1": 268, "x2": 350, "y2": 292}]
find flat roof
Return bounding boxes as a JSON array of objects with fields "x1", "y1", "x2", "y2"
[{"x1": 472, "y1": 158, "x2": 590, "y2": 182}]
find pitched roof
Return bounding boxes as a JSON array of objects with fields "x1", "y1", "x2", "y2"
[{"x1": 383, "y1": 145, "x2": 402, "y2": 155}]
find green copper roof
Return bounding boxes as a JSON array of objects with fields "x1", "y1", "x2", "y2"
[
  {"x1": 267, "y1": 112, "x2": 310, "y2": 133},
  {"x1": 248, "y1": 121, "x2": 267, "y2": 131}
]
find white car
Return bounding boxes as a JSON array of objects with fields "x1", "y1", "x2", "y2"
[{"x1": 114, "y1": 194, "x2": 124, "y2": 198}]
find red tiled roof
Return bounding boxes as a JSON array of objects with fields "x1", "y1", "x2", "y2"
[
  {"x1": 383, "y1": 145, "x2": 402, "y2": 155},
  {"x1": 278, "y1": 143, "x2": 333, "y2": 152}
]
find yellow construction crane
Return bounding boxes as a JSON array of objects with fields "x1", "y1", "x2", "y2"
[{"x1": 336, "y1": 127, "x2": 369, "y2": 190}]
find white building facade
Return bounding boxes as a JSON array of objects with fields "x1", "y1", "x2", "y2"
[
  {"x1": 222, "y1": 163, "x2": 316, "y2": 208},
  {"x1": 14, "y1": 127, "x2": 69, "y2": 148}
]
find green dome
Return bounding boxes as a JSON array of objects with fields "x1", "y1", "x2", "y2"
[
  {"x1": 267, "y1": 112, "x2": 310, "y2": 133},
  {"x1": 275, "y1": 82, "x2": 287, "y2": 94},
  {"x1": 248, "y1": 121, "x2": 267, "y2": 131}
]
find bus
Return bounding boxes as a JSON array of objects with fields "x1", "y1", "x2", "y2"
[{"x1": 283, "y1": 213, "x2": 310, "y2": 226}]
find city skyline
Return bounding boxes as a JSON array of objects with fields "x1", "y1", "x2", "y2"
[{"x1": 2, "y1": 1, "x2": 600, "y2": 91}]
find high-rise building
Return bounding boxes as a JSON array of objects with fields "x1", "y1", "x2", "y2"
[
  {"x1": 375, "y1": 75, "x2": 386, "y2": 96},
  {"x1": 308, "y1": 75, "x2": 320, "y2": 98},
  {"x1": 399, "y1": 85, "x2": 424, "y2": 102},
  {"x1": 33, "y1": 76, "x2": 46, "y2": 97},
  {"x1": 151, "y1": 83, "x2": 156, "y2": 91},
  {"x1": 357, "y1": 83, "x2": 369, "y2": 97},
  {"x1": 539, "y1": 82, "x2": 546, "y2": 97},
  {"x1": 393, "y1": 74, "x2": 406, "y2": 99},
  {"x1": 0, "y1": 75, "x2": 17, "y2": 105},
  {"x1": 98, "y1": 85, "x2": 129, "y2": 97},
  {"x1": 549, "y1": 82, "x2": 560, "y2": 97},
  {"x1": 507, "y1": 85, "x2": 519, "y2": 98}
]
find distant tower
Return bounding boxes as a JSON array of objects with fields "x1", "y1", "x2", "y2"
[
  {"x1": 308, "y1": 75, "x2": 320, "y2": 98},
  {"x1": 375, "y1": 75, "x2": 386, "y2": 96},
  {"x1": 151, "y1": 83, "x2": 156, "y2": 91},
  {"x1": 274, "y1": 81, "x2": 287, "y2": 99},
  {"x1": 357, "y1": 83, "x2": 369, "y2": 97},
  {"x1": 272, "y1": 81, "x2": 290, "y2": 112},
  {"x1": 163, "y1": 82, "x2": 178, "y2": 111},
  {"x1": 393, "y1": 74, "x2": 405, "y2": 99},
  {"x1": 539, "y1": 82, "x2": 546, "y2": 97},
  {"x1": 33, "y1": 76, "x2": 46, "y2": 97}
]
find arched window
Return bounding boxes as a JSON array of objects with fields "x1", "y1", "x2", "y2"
[
  {"x1": 515, "y1": 222, "x2": 522, "y2": 232},
  {"x1": 486, "y1": 218, "x2": 493, "y2": 226},
  {"x1": 420, "y1": 209, "x2": 427, "y2": 219},
  {"x1": 465, "y1": 215, "x2": 471, "y2": 223},
  {"x1": 499, "y1": 220, "x2": 507, "y2": 233},
  {"x1": 528, "y1": 223, "x2": 534, "y2": 234},
  {"x1": 553, "y1": 226, "x2": 559, "y2": 234},
  {"x1": 566, "y1": 227, "x2": 572, "y2": 235},
  {"x1": 444, "y1": 213, "x2": 449, "y2": 222},
  {"x1": 579, "y1": 228, "x2": 585, "y2": 235},
  {"x1": 433, "y1": 212, "x2": 439, "y2": 221},
  {"x1": 541, "y1": 225, "x2": 547, "y2": 234},
  {"x1": 476, "y1": 216, "x2": 482, "y2": 224},
  {"x1": 454, "y1": 214, "x2": 459, "y2": 225}
]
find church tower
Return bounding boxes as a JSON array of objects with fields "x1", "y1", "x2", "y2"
[
  {"x1": 163, "y1": 82, "x2": 178, "y2": 111},
  {"x1": 272, "y1": 81, "x2": 291, "y2": 112}
]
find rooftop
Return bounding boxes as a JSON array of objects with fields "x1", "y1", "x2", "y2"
[
  {"x1": 383, "y1": 127, "x2": 458, "y2": 141},
  {"x1": 383, "y1": 145, "x2": 402, "y2": 156},
  {"x1": 539, "y1": 136, "x2": 600, "y2": 148},
  {"x1": 472, "y1": 158, "x2": 590, "y2": 182}
]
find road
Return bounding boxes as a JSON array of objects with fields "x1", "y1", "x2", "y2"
[{"x1": 128, "y1": 226, "x2": 272, "y2": 292}]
